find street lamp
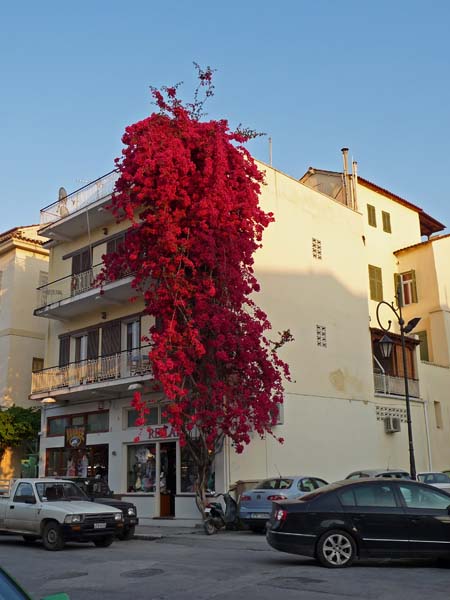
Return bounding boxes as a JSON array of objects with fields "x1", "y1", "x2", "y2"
[{"x1": 375, "y1": 289, "x2": 421, "y2": 480}]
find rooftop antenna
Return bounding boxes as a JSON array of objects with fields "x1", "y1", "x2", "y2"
[{"x1": 269, "y1": 137, "x2": 273, "y2": 166}]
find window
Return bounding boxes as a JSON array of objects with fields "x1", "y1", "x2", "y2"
[
  {"x1": 74, "y1": 329, "x2": 98, "y2": 362},
  {"x1": 415, "y1": 331, "x2": 429, "y2": 362},
  {"x1": 434, "y1": 401, "x2": 443, "y2": 429},
  {"x1": 368, "y1": 265, "x2": 383, "y2": 301},
  {"x1": 13, "y1": 482, "x2": 35, "y2": 503},
  {"x1": 395, "y1": 271, "x2": 418, "y2": 305},
  {"x1": 298, "y1": 478, "x2": 317, "y2": 493},
  {"x1": 101, "y1": 322, "x2": 121, "y2": 356},
  {"x1": 339, "y1": 484, "x2": 397, "y2": 508},
  {"x1": 47, "y1": 411, "x2": 109, "y2": 437},
  {"x1": 126, "y1": 319, "x2": 141, "y2": 351},
  {"x1": 367, "y1": 204, "x2": 377, "y2": 227},
  {"x1": 256, "y1": 479, "x2": 293, "y2": 490},
  {"x1": 316, "y1": 325, "x2": 327, "y2": 347},
  {"x1": 382, "y1": 211, "x2": 392, "y2": 233},
  {"x1": 59, "y1": 336, "x2": 70, "y2": 367},
  {"x1": 106, "y1": 233, "x2": 125, "y2": 255},
  {"x1": 72, "y1": 249, "x2": 91, "y2": 275},
  {"x1": 127, "y1": 444, "x2": 156, "y2": 492},
  {"x1": 32, "y1": 357, "x2": 44, "y2": 372},
  {"x1": 127, "y1": 407, "x2": 159, "y2": 428},
  {"x1": 312, "y1": 238, "x2": 322, "y2": 260},
  {"x1": 399, "y1": 484, "x2": 450, "y2": 510},
  {"x1": 87, "y1": 411, "x2": 109, "y2": 433},
  {"x1": 47, "y1": 416, "x2": 69, "y2": 436}
]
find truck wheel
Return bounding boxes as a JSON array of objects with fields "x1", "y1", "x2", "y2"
[
  {"x1": 42, "y1": 521, "x2": 65, "y2": 551},
  {"x1": 118, "y1": 526, "x2": 135, "y2": 541},
  {"x1": 93, "y1": 535, "x2": 114, "y2": 547},
  {"x1": 23, "y1": 535, "x2": 38, "y2": 544}
]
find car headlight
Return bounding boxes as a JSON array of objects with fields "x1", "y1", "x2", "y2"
[
  {"x1": 127, "y1": 507, "x2": 135, "y2": 516},
  {"x1": 114, "y1": 512, "x2": 123, "y2": 521},
  {"x1": 64, "y1": 514, "x2": 84, "y2": 524}
]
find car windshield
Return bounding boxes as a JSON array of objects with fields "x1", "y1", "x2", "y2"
[
  {"x1": 418, "y1": 473, "x2": 450, "y2": 484},
  {"x1": 35, "y1": 482, "x2": 87, "y2": 501},
  {"x1": 256, "y1": 478, "x2": 293, "y2": 490}
]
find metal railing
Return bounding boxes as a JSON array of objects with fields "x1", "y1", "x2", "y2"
[
  {"x1": 373, "y1": 372, "x2": 420, "y2": 398},
  {"x1": 36, "y1": 263, "x2": 132, "y2": 311},
  {"x1": 31, "y1": 346, "x2": 152, "y2": 394},
  {"x1": 40, "y1": 170, "x2": 120, "y2": 226}
]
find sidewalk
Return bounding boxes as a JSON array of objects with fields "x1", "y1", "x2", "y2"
[{"x1": 134, "y1": 524, "x2": 202, "y2": 540}]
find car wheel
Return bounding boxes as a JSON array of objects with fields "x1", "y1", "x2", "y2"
[
  {"x1": 22, "y1": 535, "x2": 38, "y2": 544},
  {"x1": 93, "y1": 535, "x2": 114, "y2": 548},
  {"x1": 316, "y1": 530, "x2": 356, "y2": 568},
  {"x1": 42, "y1": 521, "x2": 65, "y2": 551},
  {"x1": 118, "y1": 526, "x2": 135, "y2": 541}
]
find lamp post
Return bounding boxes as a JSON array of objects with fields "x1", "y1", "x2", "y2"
[{"x1": 375, "y1": 289, "x2": 421, "y2": 480}]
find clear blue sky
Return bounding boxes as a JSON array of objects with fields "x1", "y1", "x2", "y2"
[{"x1": 1, "y1": 0, "x2": 449, "y2": 232}]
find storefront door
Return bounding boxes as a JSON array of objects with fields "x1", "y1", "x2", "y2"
[{"x1": 160, "y1": 442, "x2": 176, "y2": 517}]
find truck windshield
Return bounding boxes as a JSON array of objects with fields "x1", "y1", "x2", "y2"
[{"x1": 35, "y1": 482, "x2": 87, "y2": 501}]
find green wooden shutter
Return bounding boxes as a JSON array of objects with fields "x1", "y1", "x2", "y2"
[
  {"x1": 416, "y1": 331, "x2": 429, "y2": 361},
  {"x1": 382, "y1": 211, "x2": 392, "y2": 233},
  {"x1": 410, "y1": 270, "x2": 418, "y2": 303},
  {"x1": 369, "y1": 265, "x2": 383, "y2": 301},
  {"x1": 394, "y1": 273, "x2": 402, "y2": 305},
  {"x1": 367, "y1": 204, "x2": 377, "y2": 227}
]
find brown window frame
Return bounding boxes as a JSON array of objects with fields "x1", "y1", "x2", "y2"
[{"x1": 46, "y1": 410, "x2": 109, "y2": 438}]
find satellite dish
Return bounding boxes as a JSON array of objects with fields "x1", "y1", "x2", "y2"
[{"x1": 58, "y1": 187, "x2": 67, "y2": 201}]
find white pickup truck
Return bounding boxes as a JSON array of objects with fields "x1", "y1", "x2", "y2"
[{"x1": 0, "y1": 478, "x2": 124, "y2": 550}]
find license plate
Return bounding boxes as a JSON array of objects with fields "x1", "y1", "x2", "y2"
[
  {"x1": 94, "y1": 522, "x2": 106, "y2": 529},
  {"x1": 251, "y1": 513, "x2": 270, "y2": 519}
]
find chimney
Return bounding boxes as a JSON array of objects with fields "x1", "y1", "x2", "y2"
[
  {"x1": 341, "y1": 148, "x2": 350, "y2": 207},
  {"x1": 351, "y1": 160, "x2": 358, "y2": 210}
]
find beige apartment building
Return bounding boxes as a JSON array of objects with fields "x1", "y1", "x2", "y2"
[
  {"x1": 30, "y1": 152, "x2": 450, "y2": 524},
  {"x1": 0, "y1": 225, "x2": 49, "y2": 478}
]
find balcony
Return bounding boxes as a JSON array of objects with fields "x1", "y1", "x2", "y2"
[
  {"x1": 39, "y1": 170, "x2": 120, "y2": 241},
  {"x1": 35, "y1": 264, "x2": 133, "y2": 320},
  {"x1": 373, "y1": 371, "x2": 420, "y2": 398},
  {"x1": 30, "y1": 346, "x2": 153, "y2": 402}
]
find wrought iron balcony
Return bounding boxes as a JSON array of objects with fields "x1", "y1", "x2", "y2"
[
  {"x1": 373, "y1": 371, "x2": 420, "y2": 398},
  {"x1": 35, "y1": 264, "x2": 133, "y2": 319},
  {"x1": 31, "y1": 346, "x2": 153, "y2": 399},
  {"x1": 40, "y1": 170, "x2": 119, "y2": 227}
]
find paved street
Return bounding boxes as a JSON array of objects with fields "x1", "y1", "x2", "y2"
[{"x1": 1, "y1": 530, "x2": 450, "y2": 600}]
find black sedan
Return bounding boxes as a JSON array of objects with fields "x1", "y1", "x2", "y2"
[{"x1": 267, "y1": 478, "x2": 450, "y2": 567}]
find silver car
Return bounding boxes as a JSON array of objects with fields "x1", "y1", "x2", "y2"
[
  {"x1": 417, "y1": 472, "x2": 450, "y2": 492},
  {"x1": 345, "y1": 468, "x2": 411, "y2": 480},
  {"x1": 239, "y1": 475, "x2": 328, "y2": 532}
]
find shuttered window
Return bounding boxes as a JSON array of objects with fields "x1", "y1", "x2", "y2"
[
  {"x1": 106, "y1": 234, "x2": 125, "y2": 255},
  {"x1": 367, "y1": 204, "x2": 377, "y2": 227},
  {"x1": 72, "y1": 249, "x2": 92, "y2": 275},
  {"x1": 416, "y1": 331, "x2": 429, "y2": 362},
  {"x1": 87, "y1": 330, "x2": 99, "y2": 360},
  {"x1": 59, "y1": 336, "x2": 70, "y2": 367},
  {"x1": 382, "y1": 211, "x2": 392, "y2": 233},
  {"x1": 368, "y1": 265, "x2": 383, "y2": 301},
  {"x1": 101, "y1": 322, "x2": 121, "y2": 356}
]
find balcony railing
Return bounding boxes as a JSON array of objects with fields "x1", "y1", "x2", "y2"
[
  {"x1": 36, "y1": 264, "x2": 132, "y2": 312},
  {"x1": 40, "y1": 170, "x2": 120, "y2": 226},
  {"x1": 31, "y1": 346, "x2": 152, "y2": 394},
  {"x1": 373, "y1": 372, "x2": 420, "y2": 398}
]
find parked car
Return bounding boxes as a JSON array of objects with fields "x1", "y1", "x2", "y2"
[
  {"x1": 239, "y1": 476, "x2": 328, "y2": 532},
  {"x1": 345, "y1": 468, "x2": 411, "y2": 480},
  {"x1": 0, "y1": 567, "x2": 69, "y2": 600},
  {"x1": 64, "y1": 477, "x2": 138, "y2": 540},
  {"x1": 267, "y1": 478, "x2": 450, "y2": 568},
  {"x1": 0, "y1": 478, "x2": 123, "y2": 550},
  {"x1": 417, "y1": 472, "x2": 450, "y2": 492}
]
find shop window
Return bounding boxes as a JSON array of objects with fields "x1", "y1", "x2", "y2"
[
  {"x1": 127, "y1": 444, "x2": 156, "y2": 492},
  {"x1": 46, "y1": 444, "x2": 108, "y2": 478},
  {"x1": 87, "y1": 411, "x2": 109, "y2": 433},
  {"x1": 367, "y1": 204, "x2": 377, "y2": 227},
  {"x1": 368, "y1": 265, "x2": 383, "y2": 302},
  {"x1": 180, "y1": 446, "x2": 214, "y2": 493},
  {"x1": 127, "y1": 407, "x2": 158, "y2": 428}
]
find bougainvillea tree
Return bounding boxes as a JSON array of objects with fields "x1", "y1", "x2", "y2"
[{"x1": 101, "y1": 66, "x2": 291, "y2": 515}]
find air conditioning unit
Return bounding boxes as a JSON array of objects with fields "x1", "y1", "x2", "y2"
[{"x1": 384, "y1": 416, "x2": 401, "y2": 433}]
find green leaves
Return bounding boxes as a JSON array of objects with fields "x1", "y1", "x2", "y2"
[{"x1": 0, "y1": 406, "x2": 40, "y2": 458}]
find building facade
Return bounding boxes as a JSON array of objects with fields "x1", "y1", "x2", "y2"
[
  {"x1": 31, "y1": 153, "x2": 450, "y2": 524},
  {"x1": 0, "y1": 226, "x2": 49, "y2": 478}
]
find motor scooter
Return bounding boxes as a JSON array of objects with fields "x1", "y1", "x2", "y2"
[{"x1": 204, "y1": 491, "x2": 239, "y2": 535}]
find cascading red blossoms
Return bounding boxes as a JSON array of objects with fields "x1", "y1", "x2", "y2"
[{"x1": 102, "y1": 69, "x2": 290, "y2": 460}]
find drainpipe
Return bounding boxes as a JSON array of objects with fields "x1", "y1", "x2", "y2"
[
  {"x1": 352, "y1": 160, "x2": 358, "y2": 211},
  {"x1": 423, "y1": 400, "x2": 433, "y2": 471},
  {"x1": 341, "y1": 148, "x2": 350, "y2": 206}
]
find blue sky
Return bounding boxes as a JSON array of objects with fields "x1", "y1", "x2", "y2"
[{"x1": 1, "y1": 0, "x2": 449, "y2": 232}]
